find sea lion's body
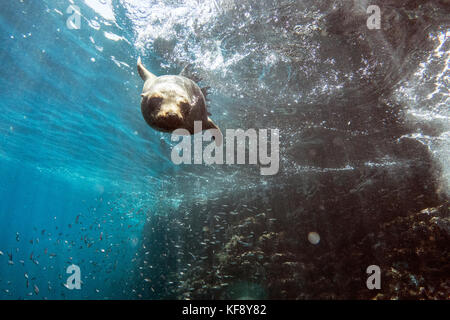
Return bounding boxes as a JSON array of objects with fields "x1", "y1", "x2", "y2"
[{"x1": 137, "y1": 57, "x2": 221, "y2": 141}]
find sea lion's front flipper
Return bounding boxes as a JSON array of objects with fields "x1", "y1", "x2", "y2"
[
  {"x1": 137, "y1": 57, "x2": 156, "y2": 82},
  {"x1": 204, "y1": 118, "x2": 223, "y2": 146}
]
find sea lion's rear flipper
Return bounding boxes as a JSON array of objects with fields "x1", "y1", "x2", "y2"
[
  {"x1": 204, "y1": 118, "x2": 223, "y2": 146},
  {"x1": 180, "y1": 65, "x2": 210, "y2": 102},
  {"x1": 201, "y1": 86, "x2": 211, "y2": 101},
  {"x1": 137, "y1": 57, "x2": 156, "y2": 82},
  {"x1": 179, "y1": 64, "x2": 202, "y2": 83}
]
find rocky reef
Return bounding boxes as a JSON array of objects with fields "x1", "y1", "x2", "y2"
[
  {"x1": 168, "y1": 203, "x2": 449, "y2": 300},
  {"x1": 130, "y1": 0, "x2": 449, "y2": 300}
]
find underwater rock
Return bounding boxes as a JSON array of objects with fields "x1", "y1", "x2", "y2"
[
  {"x1": 129, "y1": 0, "x2": 449, "y2": 300},
  {"x1": 145, "y1": 202, "x2": 449, "y2": 300}
]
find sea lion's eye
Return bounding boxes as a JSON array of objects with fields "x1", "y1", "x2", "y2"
[
  {"x1": 149, "y1": 97, "x2": 163, "y2": 105},
  {"x1": 180, "y1": 102, "x2": 190, "y2": 117}
]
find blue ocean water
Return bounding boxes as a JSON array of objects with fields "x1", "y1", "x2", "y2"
[
  {"x1": 0, "y1": 0, "x2": 171, "y2": 299},
  {"x1": 0, "y1": 0, "x2": 448, "y2": 300}
]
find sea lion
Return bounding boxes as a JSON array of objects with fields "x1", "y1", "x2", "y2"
[{"x1": 137, "y1": 57, "x2": 222, "y2": 145}]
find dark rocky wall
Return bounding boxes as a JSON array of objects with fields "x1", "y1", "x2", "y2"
[{"x1": 131, "y1": 0, "x2": 449, "y2": 300}]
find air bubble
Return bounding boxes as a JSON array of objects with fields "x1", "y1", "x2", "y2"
[{"x1": 308, "y1": 232, "x2": 320, "y2": 245}]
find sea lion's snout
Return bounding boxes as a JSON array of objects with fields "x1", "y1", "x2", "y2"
[
  {"x1": 156, "y1": 106, "x2": 184, "y2": 129},
  {"x1": 158, "y1": 110, "x2": 182, "y2": 121}
]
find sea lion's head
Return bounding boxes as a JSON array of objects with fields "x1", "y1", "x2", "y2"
[
  {"x1": 140, "y1": 82, "x2": 192, "y2": 132},
  {"x1": 137, "y1": 58, "x2": 222, "y2": 144}
]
